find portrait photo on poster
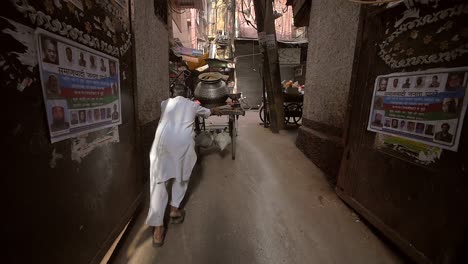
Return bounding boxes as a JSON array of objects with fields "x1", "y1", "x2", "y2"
[
  {"x1": 46, "y1": 100, "x2": 70, "y2": 135},
  {"x1": 367, "y1": 67, "x2": 468, "y2": 151},
  {"x1": 428, "y1": 74, "x2": 442, "y2": 88},
  {"x1": 406, "y1": 121, "x2": 416, "y2": 133},
  {"x1": 425, "y1": 123, "x2": 435, "y2": 136},
  {"x1": 61, "y1": 45, "x2": 76, "y2": 68},
  {"x1": 414, "y1": 76, "x2": 425, "y2": 89},
  {"x1": 433, "y1": 120, "x2": 457, "y2": 145},
  {"x1": 371, "y1": 110, "x2": 385, "y2": 128},
  {"x1": 446, "y1": 72, "x2": 465, "y2": 91},
  {"x1": 41, "y1": 37, "x2": 59, "y2": 65},
  {"x1": 43, "y1": 72, "x2": 61, "y2": 98},
  {"x1": 399, "y1": 120, "x2": 406, "y2": 130},
  {"x1": 378, "y1": 77, "x2": 388, "y2": 91},
  {"x1": 389, "y1": 77, "x2": 400, "y2": 89},
  {"x1": 391, "y1": 118, "x2": 399, "y2": 129},
  {"x1": 415, "y1": 122, "x2": 425, "y2": 134},
  {"x1": 373, "y1": 96, "x2": 384, "y2": 109},
  {"x1": 442, "y1": 97, "x2": 460, "y2": 114},
  {"x1": 36, "y1": 28, "x2": 122, "y2": 143}
]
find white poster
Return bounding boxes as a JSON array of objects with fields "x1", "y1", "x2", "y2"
[
  {"x1": 368, "y1": 67, "x2": 468, "y2": 151},
  {"x1": 36, "y1": 28, "x2": 122, "y2": 143}
]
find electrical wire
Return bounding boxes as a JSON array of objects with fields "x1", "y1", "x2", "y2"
[
  {"x1": 240, "y1": 0, "x2": 257, "y2": 30},
  {"x1": 348, "y1": 0, "x2": 399, "y2": 3},
  {"x1": 169, "y1": 0, "x2": 186, "y2": 14},
  {"x1": 281, "y1": 1, "x2": 288, "y2": 13}
]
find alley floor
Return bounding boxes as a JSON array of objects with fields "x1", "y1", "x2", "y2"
[{"x1": 110, "y1": 111, "x2": 403, "y2": 264}]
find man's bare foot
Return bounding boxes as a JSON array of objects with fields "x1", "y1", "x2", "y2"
[{"x1": 153, "y1": 226, "x2": 165, "y2": 247}]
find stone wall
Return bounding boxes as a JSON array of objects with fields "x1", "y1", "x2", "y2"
[
  {"x1": 297, "y1": 0, "x2": 360, "y2": 181},
  {"x1": 133, "y1": 0, "x2": 170, "y2": 125},
  {"x1": 133, "y1": 0, "x2": 170, "y2": 182}
]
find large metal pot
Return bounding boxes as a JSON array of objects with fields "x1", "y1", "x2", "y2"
[{"x1": 194, "y1": 72, "x2": 228, "y2": 108}]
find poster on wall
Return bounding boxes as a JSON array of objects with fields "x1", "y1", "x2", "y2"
[
  {"x1": 368, "y1": 67, "x2": 468, "y2": 151},
  {"x1": 36, "y1": 28, "x2": 122, "y2": 143}
]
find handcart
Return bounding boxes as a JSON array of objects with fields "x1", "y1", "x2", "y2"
[
  {"x1": 259, "y1": 92, "x2": 304, "y2": 126},
  {"x1": 195, "y1": 104, "x2": 245, "y2": 160}
]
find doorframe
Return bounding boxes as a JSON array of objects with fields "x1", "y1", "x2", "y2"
[{"x1": 90, "y1": 0, "x2": 145, "y2": 262}]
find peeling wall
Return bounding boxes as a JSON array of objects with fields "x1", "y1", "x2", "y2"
[
  {"x1": 133, "y1": 0, "x2": 169, "y2": 125},
  {"x1": 302, "y1": 0, "x2": 360, "y2": 130}
]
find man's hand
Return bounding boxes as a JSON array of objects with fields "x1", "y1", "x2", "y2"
[{"x1": 211, "y1": 107, "x2": 222, "y2": 116}]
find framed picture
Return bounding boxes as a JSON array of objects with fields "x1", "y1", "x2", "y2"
[{"x1": 294, "y1": 66, "x2": 303, "y2": 77}]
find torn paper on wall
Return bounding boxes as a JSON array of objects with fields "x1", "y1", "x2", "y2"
[
  {"x1": 71, "y1": 126, "x2": 120, "y2": 163},
  {"x1": 1, "y1": 17, "x2": 37, "y2": 68},
  {"x1": 375, "y1": 133, "x2": 442, "y2": 167},
  {"x1": 49, "y1": 148, "x2": 64, "y2": 168}
]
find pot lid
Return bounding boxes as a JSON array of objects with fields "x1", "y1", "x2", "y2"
[{"x1": 198, "y1": 72, "x2": 223, "y2": 82}]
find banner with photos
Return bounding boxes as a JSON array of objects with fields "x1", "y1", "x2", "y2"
[
  {"x1": 368, "y1": 67, "x2": 468, "y2": 151},
  {"x1": 36, "y1": 29, "x2": 122, "y2": 143}
]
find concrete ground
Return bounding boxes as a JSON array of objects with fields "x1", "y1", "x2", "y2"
[{"x1": 110, "y1": 111, "x2": 403, "y2": 264}]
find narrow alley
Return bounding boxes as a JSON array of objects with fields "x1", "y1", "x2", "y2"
[
  {"x1": 3, "y1": 0, "x2": 468, "y2": 264},
  {"x1": 110, "y1": 112, "x2": 402, "y2": 264}
]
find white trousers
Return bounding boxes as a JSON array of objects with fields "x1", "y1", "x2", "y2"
[{"x1": 146, "y1": 180, "x2": 188, "y2": 227}]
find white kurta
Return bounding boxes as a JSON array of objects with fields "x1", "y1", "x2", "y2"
[{"x1": 149, "y1": 96, "x2": 211, "y2": 183}]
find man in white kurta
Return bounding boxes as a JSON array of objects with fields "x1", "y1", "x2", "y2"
[{"x1": 146, "y1": 88, "x2": 220, "y2": 246}]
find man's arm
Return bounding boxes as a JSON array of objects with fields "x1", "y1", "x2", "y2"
[
  {"x1": 210, "y1": 107, "x2": 222, "y2": 116},
  {"x1": 193, "y1": 100, "x2": 222, "y2": 117}
]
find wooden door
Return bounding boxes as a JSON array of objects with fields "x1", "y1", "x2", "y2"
[{"x1": 338, "y1": 3, "x2": 468, "y2": 264}]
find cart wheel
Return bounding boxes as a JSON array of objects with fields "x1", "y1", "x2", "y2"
[
  {"x1": 294, "y1": 111, "x2": 302, "y2": 125},
  {"x1": 293, "y1": 104, "x2": 303, "y2": 125},
  {"x1": 285, "y1": 103, "x2": 302, "y2": 125},
  {"x1": 284, "y1": 104, "x2": 291, "y2": 125}
]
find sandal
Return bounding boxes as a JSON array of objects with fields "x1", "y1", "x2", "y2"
[
  {"x1": 152, "y1": 226, "x2": 165, "y2": 247},
  {"x1": 170, "y1": 209, "x2": 185, "y2": 224}
]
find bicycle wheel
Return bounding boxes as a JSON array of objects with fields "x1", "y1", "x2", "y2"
[
  {"x1": 259, "y1": 105, "x2": 265, "y2": 123},
  {"x1": 240, "y1": 98, "x2": 251, "y2": 110}
]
